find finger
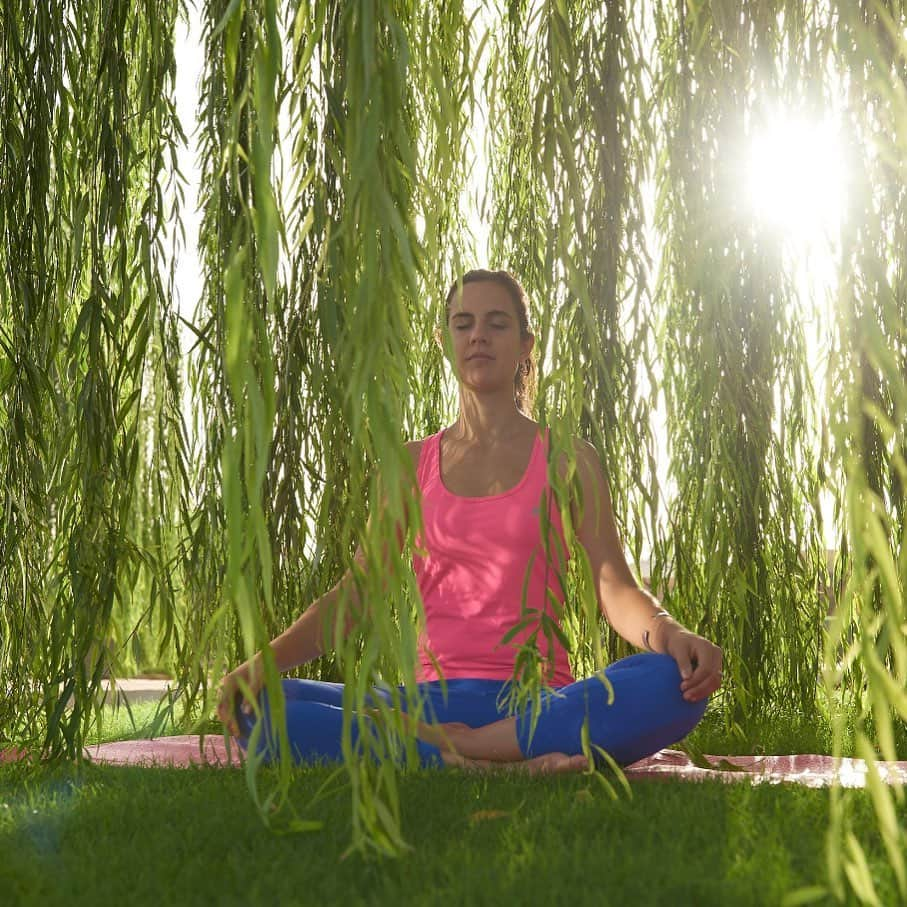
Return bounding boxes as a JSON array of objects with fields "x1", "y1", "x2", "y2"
[
  {"x1": 679, "y1": 649, "x2": 720, "y2": 688},
  {"x1": 682, "y1": 684, "x2": 709, "y2": 702},
  {"x1": 217, "y1": 693, "x2": 243, "y2": 738},
  {"x1": 675, "y1": 655, "x2": 695, "y2": 682},
  {"x1": 682, "y1": 672, "x2": 722, "y2": 701},
  {"x1": 227, "y1": 706, "x2": 242, "y2": 738},
  {"x1": 679, "y1": 659, "x2": 708, "y2": 688},
  {"x1": 682, "y1": 659, "x2": 718, "y2": 687},
  {"x1": 220, "y1": 709, "x2": 238, "y2": 738}
]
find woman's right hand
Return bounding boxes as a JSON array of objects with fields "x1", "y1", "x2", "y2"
[{"x1": 216, "y1": 660, "x2": 263, "y2": 738}]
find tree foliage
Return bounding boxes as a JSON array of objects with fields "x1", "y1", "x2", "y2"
[{"x1": 1, "y1": 0, "x2": 905, "y2": 896}]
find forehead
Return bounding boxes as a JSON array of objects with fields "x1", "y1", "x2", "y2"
[{"x1": 448, "y1": 281, "x2": 515, "y2": 317}]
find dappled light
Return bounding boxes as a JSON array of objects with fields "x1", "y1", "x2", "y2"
[{"x1": 1, "y1": 1, "x2": 906, "y2": 902}]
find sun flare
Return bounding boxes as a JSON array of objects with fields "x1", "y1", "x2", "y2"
[{"x1": 746, "y1": 114, "x2": 847, "y2": 243}]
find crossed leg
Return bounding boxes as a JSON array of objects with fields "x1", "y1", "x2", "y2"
[
  {"x1": 391, "y1": 714, "x2": 589, "y2": 775},
  {"x1": 402, "y1": 653, "x2": 707, "y2": 773},
  {"x1": 236, "y1": 655, "x2": 705, "y2": 774}
]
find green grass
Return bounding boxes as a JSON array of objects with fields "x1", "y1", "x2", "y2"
[
  {"x1": 1, "y1": 701, "x2": 902, "y2": 907},
  {"x1": 1, "y1": 758, "x2": 898, "y2": 906},
  {"x1": 83, "y1": 699, "x2": 202, "y2": 745}
]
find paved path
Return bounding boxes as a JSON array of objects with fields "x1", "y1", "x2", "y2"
[
  {"x1": 95, "y1": 678, "x2": 175, "y2": 706},
  {"x1": 84, "y1": 735, "x2": 244, "y2": 768},
  {"x1": 57, "y1": 678, "x2": 177, "y2": 709}
]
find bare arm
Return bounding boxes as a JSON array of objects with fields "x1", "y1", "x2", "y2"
[
  {"x1": 571, "y1": 439, "x2": 722, "y2": 702},
  {"x1": 216, "y1": 571, "x2": 367, "y2": 736},
  {"x1": 217, "y1": 441, "x2": 421, "y2": 733},
  {"x1": 571, "y1": 439, "x2": 680, "y2": 649},
  {"x1": 244, "y1": 569, "x2": 363, "y2": 675}
]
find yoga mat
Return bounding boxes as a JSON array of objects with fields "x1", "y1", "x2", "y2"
[
  {"x1": 0, "y1": 736, "x2": 242, "y2": 768},
  {"x1": 625, "y1": 748, "x2": 907, "y2": 789},
  {"x1": 84, "y1": 735, "x2": 244, "y2": 767},
  {"x1": 4, "y1": 739, "x2": 907, "y2": 788}
]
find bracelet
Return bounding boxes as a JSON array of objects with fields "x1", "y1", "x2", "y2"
[{"x1": 641, "y1": 609, "x2": 672, "y2": 653}]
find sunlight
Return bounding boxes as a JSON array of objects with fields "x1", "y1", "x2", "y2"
[{"x1": 746, "y1": 113, "x2": 847, "y2": 243}]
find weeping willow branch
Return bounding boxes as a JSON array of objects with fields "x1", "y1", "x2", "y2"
[
  {"x1": 0, "y1": 0, "x2": 187, "y2": 756},
  {"x1": 824, "y1": 2, "x2": 907, "y2": 902},
  {"x1": 651, "y1": 0, "x2": 824, "y2": 733},
  {"x1": 2, "y1": 0, "x2": 906, "y2": 890}
]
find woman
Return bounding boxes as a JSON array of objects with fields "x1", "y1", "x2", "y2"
[{"x1": 218, "y1": 269, "x2": 723, "y2": 774}]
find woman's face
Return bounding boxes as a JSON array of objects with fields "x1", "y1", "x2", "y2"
[{"x1": 445, "y1": 281, "x2": 534, "y2": 391}]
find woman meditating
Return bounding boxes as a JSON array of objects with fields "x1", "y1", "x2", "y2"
[{"x1": 218, "y1": 269, "x2": 723, "y2": 774}]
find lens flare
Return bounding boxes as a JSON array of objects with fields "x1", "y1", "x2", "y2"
[{"x1": 747, "y1": 114, "x2": 847, "y2": 243}]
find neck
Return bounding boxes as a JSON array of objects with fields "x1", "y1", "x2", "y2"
[{"x1": 452, "y1": 389, "x2": 531, "y2": 444}]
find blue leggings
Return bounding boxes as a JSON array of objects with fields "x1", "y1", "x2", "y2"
[{"x1": 235, "y1": 653, "x2": 707, "y2": 769}]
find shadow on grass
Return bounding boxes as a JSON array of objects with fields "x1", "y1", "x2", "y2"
[{"x1": 0, "y1": 758, "x2": 898, "y2": 907}]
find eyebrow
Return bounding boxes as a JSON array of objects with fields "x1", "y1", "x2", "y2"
[{"x1": 451, "y1": 310, "x2": 513, "y2": 320}]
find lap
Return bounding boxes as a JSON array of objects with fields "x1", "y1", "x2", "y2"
[
  {"x1": 276, "y1": 653, "x2": 685, "y2": 723},
  {"x1": 244, "y1": 654, "x2": 704, "y2": 767},
  {"x1": 276, "y1": 677, "x2": 510, "y2": 727}
]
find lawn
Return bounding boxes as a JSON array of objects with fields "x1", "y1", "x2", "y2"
[{"x1": 0, "y1": 703, "x2": 898, "y2": 906}]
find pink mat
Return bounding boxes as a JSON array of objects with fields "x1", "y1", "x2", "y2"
[
  {"x1": 3, "y1": 738, "x2": 906, "y2": 788},
  {"x1": 0, "y1": 736, "x2": 243, "y2": 768},
  {"x1": 84, "y1": 735, "x2": 245, "y2": 767},
  {"x1": 625, "y1": 748, "x2": 907, "y2": 788}
]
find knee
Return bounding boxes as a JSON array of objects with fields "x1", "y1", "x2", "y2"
[
  {"x1": 681, "y1": 691, "x2": 708, "y2": 733},
  {"x1": 645, "y1": 652, "x2": 685, "y2": 686},
  {"x1": 668, "y1": 672, "x2": 709, "y2": 740},
  {"x1": 622, "y1": 653, "x2": 708, "y2": 736}
]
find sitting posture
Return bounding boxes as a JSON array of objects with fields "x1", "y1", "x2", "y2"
[{"x1": 218, "y1": 269, "x2": 723, "y2": 774}]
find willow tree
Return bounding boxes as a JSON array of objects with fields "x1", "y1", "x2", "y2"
[
  {"x1": 822, "y1": 2, "x2": 907, "y2": 902},
  {"x1": 0, "y1": 0, "x2": 189, "y2": 752},
  {"x1": 650, "y1": 0, "x2": 828, "y2": 736},
  {"x1": 2, "y1": 0, "x2": 907, "y2": 897}
]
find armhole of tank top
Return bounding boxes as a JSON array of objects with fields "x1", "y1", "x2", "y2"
[
  {"x1": 540, "y1": 428, "x2": 564, "y2": 529},
  {"x1": 414, "y1": 432, "x2": 437, "y2": 489},
  {"x1": 539, "y1": 427, "x2": 554, "y2": 481}
]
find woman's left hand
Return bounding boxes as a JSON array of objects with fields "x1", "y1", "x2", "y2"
[{"x1": 662, "y1": 628, "x2": 723, "y2": 702}]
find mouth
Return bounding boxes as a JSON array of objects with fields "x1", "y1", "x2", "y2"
[{"x1": 467, "y1": 354, "x2": 494, "y2": 361}]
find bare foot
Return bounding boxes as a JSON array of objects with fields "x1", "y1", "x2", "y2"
[
  {"x1": 440, "y1": 750, "x2": 589, "y2": 775},
  {"x1": 365, "y1": 709, "x2": 469, "y2": 753},
  {"x1": 413, "y1": 720, "x2": 471, "y2": 752}
]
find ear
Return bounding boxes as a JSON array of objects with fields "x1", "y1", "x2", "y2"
[{"x1": 433, "y1": 325, "x2": 443, "y2": 350}]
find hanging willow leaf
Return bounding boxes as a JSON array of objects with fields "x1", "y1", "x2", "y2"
[{"x1": 2, "y1": 0, "x2": 907, "y2": 892}]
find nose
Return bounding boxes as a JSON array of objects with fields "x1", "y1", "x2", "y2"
[
  {"x1": 468, "y1": 322, "x2": 490, "y2": 344},
  {"x1": 467, "y1": 336, "x2": 491, "y2": 358}
]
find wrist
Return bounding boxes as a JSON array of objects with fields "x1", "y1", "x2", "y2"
[
  {"x1": 237, "y1": 652, "x2": 262, "y2": 682},
  {"x1": 641, "y1": 609, "x2": 679, "y2": 654},
  {"x1": 653, "y1": 618, "x2": 683, "y2": 654}
]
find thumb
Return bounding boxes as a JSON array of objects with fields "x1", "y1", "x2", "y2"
[
  {"x1": 676, "y1": 653, "x2": 694, "y2": 680},
  {"x1": 666, "y1": 632, "x2": 693, "y2": 679}
]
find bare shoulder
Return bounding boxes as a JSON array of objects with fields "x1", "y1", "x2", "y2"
[
  {"x1": 551, "y1": 434, "x2": 601, "y2": 482},
  {"x1": 406, "y1": 438, "x2": 428, "y2": 473},
  {"x1": 404, "y1": 437, "x2": 426, "y2": 465},
  {"x1": 401, "y1": 438, "x2": 429, "y2": 490}
]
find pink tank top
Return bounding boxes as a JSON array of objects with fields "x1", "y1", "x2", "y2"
[{"x1": 411, "y1": 427, "x2": 575, "y2": 686}]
